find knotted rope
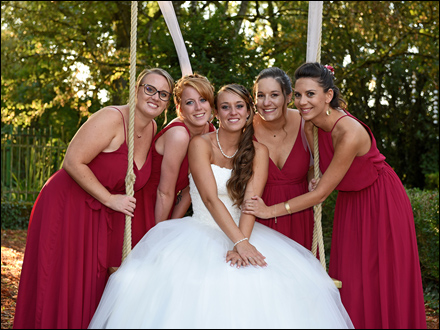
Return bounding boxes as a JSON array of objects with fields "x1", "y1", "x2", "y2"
[
  {"x1": 306, "y1": 2, "x2": 341, "y2": 288},
  {"x1": 122, "y1": 0, "x2": 138, "y2": 262},
  {"x1": 306, "y1": 1, "x2": 326, "y2": 271},
  {"x1": 122, "y1": 1, "x2": 190, "y2": 262}
]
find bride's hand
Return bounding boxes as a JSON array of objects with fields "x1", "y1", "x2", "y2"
[
  {"x1": 226, "y1": 250, "x2": 245, "y2": 268},
  {"x1": 235, "y1": 241, "x2": 267, "y2": 267},
  {"x1": 241, "y1": 196, "x2": 271, "y2": 219}
]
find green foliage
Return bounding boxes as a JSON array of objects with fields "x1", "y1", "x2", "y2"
[
  {"x1": 425, "y1": 172, "x2": 439, "y2": 190},
  {"x1": 1, "y1": 1, "x2": 438, "y2": 183},
  {"x1": 0, "y1": 200, "x2": 32, "y2": 230},
  {"x1": 410, "y1": 187, "x2": 439, "y2": 312},
  {"x1": 410, "y1": 188, "x2": 439, "y2": 280}
]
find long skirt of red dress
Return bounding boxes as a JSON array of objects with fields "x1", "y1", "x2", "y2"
[
  {"x1": 13, "y1": 171, "x2": 114, "y2": 329},
  {"x1": 328, "y1": 164, "x2": 427, "y2": 329}
]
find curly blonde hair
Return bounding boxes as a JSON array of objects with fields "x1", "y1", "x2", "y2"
[{"x1": 215, "y1": 84, "x2": 256, "y2": 206}]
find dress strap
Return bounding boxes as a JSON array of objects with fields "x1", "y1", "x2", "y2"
[
  {"x1": 154, "y1": 121, "x2": 191, "y2": 143},
  {"x1": 167, "y1": 121, "x2": 191, "y2": 136},
  {"x1": 110, "y1": 106, "x2": 127, "y2": 142},
  {"x1": 330, "y1": 114, "x2": 349, "y2": 133}
]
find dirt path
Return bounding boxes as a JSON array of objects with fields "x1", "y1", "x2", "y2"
[{"x1": 1, "y1": 229, "x2": 438, "y2": 329}]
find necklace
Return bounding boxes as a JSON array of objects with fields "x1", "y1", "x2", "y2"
[{"x1": 216, "y1": 129, "x2": 238, "y2": 159}]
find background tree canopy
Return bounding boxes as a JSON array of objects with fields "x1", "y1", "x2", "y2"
[{"x1": 1, "y1": 1, "x2": 439, "y2": 188}]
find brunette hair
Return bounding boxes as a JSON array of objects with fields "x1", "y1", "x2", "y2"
[
  {"x1": 173, "y1": 73, "x2": 215, "y2": 120},
  {"x1": 215, "y1": 84, "x2": 256, "y2": 206},
  {"x1": 293, "y1": 62, "x2": 346, "y2": 109},
  {"x1": 253, "y1": 67, "x2": 293, "y2": 106},
  {"x1": 252, "y1": 67, "x2": 292, "y2": 135}
]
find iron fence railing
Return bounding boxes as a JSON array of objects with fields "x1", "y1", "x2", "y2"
[{"x1": 1, "y1": 126, "x2": 67, "y2": 205}]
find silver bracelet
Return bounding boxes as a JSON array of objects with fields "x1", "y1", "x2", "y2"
[{"x1": 233, "y1": 237, "x2": 248, "y2": 247}]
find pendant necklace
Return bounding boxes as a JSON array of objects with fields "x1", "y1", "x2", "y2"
[{"x1": 216, "y1": 129, "x2": 238, "y2": 159}]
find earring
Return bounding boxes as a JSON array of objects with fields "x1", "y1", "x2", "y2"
[{"x1": 326, "y1": 106, "x2": 331, "y2": 116}]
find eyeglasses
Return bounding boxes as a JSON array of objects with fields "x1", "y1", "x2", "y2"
[{"x1": 140, "y1": 84, "x2": 171, "y2": 102}]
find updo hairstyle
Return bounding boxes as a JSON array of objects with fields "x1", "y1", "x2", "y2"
[{"x1": 294, "y1": 62, "x2": 346, "y2": 109}]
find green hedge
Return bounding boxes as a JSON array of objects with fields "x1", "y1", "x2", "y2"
[{"x1": 1, "y1": 200, "x2": 33, "y2": 229}]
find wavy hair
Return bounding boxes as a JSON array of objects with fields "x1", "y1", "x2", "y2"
[
  {"x1": 293, "y1": 62, "x2": 347, "y2": 109},
  {"x1": 173, "y1": 73, "x2": 215, "y2": 120},
  {"x1": 215, "y1": 84, "x2": 256, "y2": 206}
]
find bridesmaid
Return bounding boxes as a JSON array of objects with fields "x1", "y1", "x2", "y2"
[
  {"x1": 243, "y1": 62, "x2": 426, "y2": 329},
  {"x1": 135, "y1": 73, "x2": 216, "y2": 234},
  {"x1": 251, "y1": 67, "x2": 315, "y2": 249},
  {"x1": 13, "y1": 68, "x2": 174, "y2": 329}
]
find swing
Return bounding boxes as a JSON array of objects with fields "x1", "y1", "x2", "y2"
[
  {"x1": 307, "y1": 2, "x2": 342, "y2": 289},
  {"x1": 121, "y1": 1, "x2": 342, "y2": 289}
]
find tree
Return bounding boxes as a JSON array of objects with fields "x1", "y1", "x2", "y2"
[{"x1": 1, "y1": 1, "x2": 438, "y2": 188}]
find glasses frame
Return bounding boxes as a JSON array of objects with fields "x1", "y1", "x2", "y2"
[{"x1": 139, "y1": 84, "x2": 171, "y2": 102}]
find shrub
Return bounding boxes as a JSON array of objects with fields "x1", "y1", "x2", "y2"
[
  {"x1": 1, "y1": 200, "x2": 32, "y2": 230},
  {"x1": 408, "y1": 188, "x2": 439, "y2": 311},
  {"x1": 425, "y1": 172, "x2": 439, "y2": 190}
]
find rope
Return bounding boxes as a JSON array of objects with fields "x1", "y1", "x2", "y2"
[
  {"x1": 122, "y1": 0, "x2": 138, "y2": 262},
  {"x1": 306, "y1": 1, "x2": 326, "y2": 271}
]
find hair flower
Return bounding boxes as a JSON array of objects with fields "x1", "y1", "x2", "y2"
[{"x1": 324, "y1": 65, "x2": 335, "y2": 76}]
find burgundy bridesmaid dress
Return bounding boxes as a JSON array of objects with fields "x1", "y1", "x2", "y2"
[
  {"x1": 319, "y1": 111, "x2": 426, "y2": 329},
  {"x1": 14, "y1": 107, "x2": 153, "y2": 329}
]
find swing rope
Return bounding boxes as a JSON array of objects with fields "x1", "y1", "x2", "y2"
[
  {"x1": 122, "y1": 0, "x2": 138, "y2": 262},
  {"x1": 307, "y1": 2, "x2": 326, "y2": 270},
  {"x1": 307, "y1": 1, "x2": 342, "y2": 289},
  {"x1": 122, "y1": 1, "x2": 189, "y2": 262},
  {"x1": 122, "y1": 2, "x2": 341, "y2": 289}
]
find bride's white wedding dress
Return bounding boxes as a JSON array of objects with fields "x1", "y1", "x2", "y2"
[{"x1": 88, "y1": 165, "x2": 353, "y2": 329}]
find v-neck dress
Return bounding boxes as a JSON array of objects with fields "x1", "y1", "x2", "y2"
[
  {"x1": 319, "y1": 111, "x2": 426, "y2": 329},
  {"x1": 255, "y1": 119, "x2": 315, "y2": 250},
  {"x1": 13, "y1": 107, "x2": 154, "y2": 329}
]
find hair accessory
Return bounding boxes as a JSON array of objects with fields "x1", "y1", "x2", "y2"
[{"x1": 324, "y1": 65, "x2": 335, "y2": 76}]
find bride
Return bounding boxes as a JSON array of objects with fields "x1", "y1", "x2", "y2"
[{"x1": 88, "y1": 84, "x2": 353, "y2": 329}]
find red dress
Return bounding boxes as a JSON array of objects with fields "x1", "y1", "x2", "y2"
[
  {"x1": 255, "y1": 120, "x2": 315, "y2": 249},
  {"x1": 13, "y1": 108, "x2": 153, "y2": 329},
  {"x1": 319, "y1": 112, "x2": 426, "y2": 329},
  {"x1": 137, "y1": 121, "x2": 216, "y2": 232}
]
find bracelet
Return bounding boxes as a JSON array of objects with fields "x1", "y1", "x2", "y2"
[
  {"x1": 233, "y1": 237, "x2": 248, "y2": 247},
  {"x1": 284, "y1": 201, "x2": 292, "y2": 215}
]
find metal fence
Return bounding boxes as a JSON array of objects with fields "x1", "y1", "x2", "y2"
[{"x1": 1, "y1": 126, "x2": 67, "y2": 205}]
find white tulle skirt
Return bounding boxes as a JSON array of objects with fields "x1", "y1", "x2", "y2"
[{"x1": 88, "y1": 217, "x2": 353, "y2": 329}]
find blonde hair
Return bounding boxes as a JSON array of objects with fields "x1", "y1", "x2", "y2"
[
  {"x1": 215, "y1": 84, "x2": 256, "y2": 206},
  {"x1": 173, "y1": 73, "x2": 215, "y2": 120},
  {"x1": 136, "y1": 68, "x2": 175, "y2": 123}
]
